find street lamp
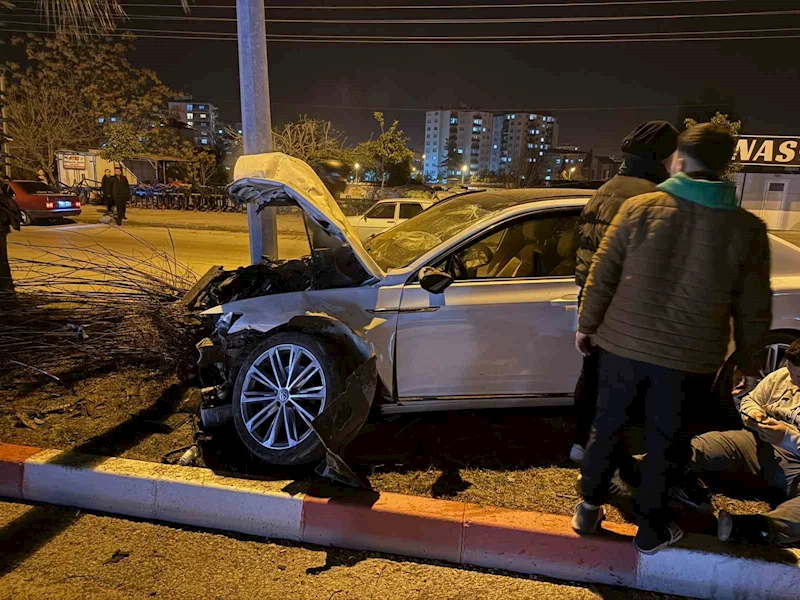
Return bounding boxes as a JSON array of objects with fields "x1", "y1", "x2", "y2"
[
  {"x1": 354, "y1": 162, "x2": 360, "y2": 185},
  {"x1": 461, "y1": 164, "x2": 468, "y2": 185}
]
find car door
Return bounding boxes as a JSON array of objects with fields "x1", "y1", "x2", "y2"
[
  {"x1": 394, "y1": 208, "x2": 582, "y2": 400},
  {"x1": 356, "y1": 202, "x2": 398, "y2": 240}
]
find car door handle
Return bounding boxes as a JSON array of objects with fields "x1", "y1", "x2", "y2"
[
  {"x1": 550, "y1": 294, "x2": 579, "y2": 306},
  {"x1": 386, "y1": 220, "x2": 396, "y2": 224}
]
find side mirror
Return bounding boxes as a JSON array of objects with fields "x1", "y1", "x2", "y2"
[{"x1": 419, "y1": 266, "x2": 453, "y2": 294}]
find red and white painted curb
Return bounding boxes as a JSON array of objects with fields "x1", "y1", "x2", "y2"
[{"x1": 2, "y1": 442, "x2": 799, "y2": 599}]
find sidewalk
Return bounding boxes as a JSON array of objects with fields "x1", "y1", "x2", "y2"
[
  {"x1": 74, "y1": 207, "x2": 307, "y2": 237},
  {"x1": 2, "y1": 441, "x2": 799, "y2": 599}
]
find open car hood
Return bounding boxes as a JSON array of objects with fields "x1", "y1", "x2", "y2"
[{"x1": 228, "y1": 153, "x2": 383, "y2": 280}]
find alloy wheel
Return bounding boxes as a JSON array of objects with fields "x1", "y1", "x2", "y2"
[{"x1": 239, "y1": 344, "x2": 327, "y2": 450}]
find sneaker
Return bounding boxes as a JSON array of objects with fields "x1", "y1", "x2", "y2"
[
  {"x1": 571, "y1": 501, "x2": 605, "y2": 535},
  {"x1": 634, "y1": 522, "x2": 683, "y2": 555},
  {"x1": 569, "y1": 443, "x2": 585, "y2": 463},
  {"x1": 717, "y1": 510, "x2": 770, "y2": 543},
  {"x1": 608, "y1": 471, "x2": 635, "y2": 498},
  {"x1": 670, "y1": 476, "x2": 712, "y2": 511}
]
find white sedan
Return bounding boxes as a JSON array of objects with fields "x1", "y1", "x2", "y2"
[{"x1": 347, "y1": 198, "x2": 433, "y2": 240}]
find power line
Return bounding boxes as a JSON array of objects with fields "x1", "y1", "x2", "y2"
[
  {"x1": 7, "y1": 19, "x2": 800, "y2": 41},
  {"x1": 6, "y1": 25, "x2": 800, "y2": 43},
  {"x1": 3, "y1": 0, "x2": 755, "y2": 9},
  {"x1": 9, "y1": 7, "x2": 800, "y2": 24}
]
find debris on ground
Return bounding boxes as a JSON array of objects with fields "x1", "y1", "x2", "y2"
[
  {"x1": 104, "y1": 549, "x2": 131, "y2": 565},
  {"x1": 15, "y1": 411, "x2": 40, "y2": 430}
]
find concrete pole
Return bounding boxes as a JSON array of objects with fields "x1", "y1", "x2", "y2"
[{"x1": 236, "y1": 0, "x2": 278, "y2": 263}]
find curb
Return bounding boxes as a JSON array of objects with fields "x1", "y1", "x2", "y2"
[{"x1": 2, "y1": 442, "x2": 799, "y2": 599}]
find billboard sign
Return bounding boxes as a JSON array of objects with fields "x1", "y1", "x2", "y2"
[
  {"x1": 62, "y1": 154, "x2": 86, "y2": 170},
  {"x1": 735, "y1": 135, "x2": 800, "y2": 167}
]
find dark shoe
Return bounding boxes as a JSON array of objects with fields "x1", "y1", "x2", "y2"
[
  {"x1": 634, "y1": 522, "x2": 683, "y2": 555},
  {"x1": 115, "y1": 218, "x2": 122, "y2": 226},
  {"x1": 670, "y1": 477, "x2": 712, "y2": 511},
  {"x1": 571, "y1": 501, "x2": 605, "y2": 535},
  {"x1": 718, "y1": 510, "x2": 770, "y2": 543}
]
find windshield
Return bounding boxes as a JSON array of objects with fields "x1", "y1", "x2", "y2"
[
  {"x1": 364, "y1": 192, "x2": 521, "y2": 270},
  {"x1": 18, "y1": 181, "x2": 56, "y2": 194}
]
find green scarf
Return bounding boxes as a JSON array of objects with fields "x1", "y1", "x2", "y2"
[{"x1": 656, "y1": 172, "x2": 738, "y2": 210}]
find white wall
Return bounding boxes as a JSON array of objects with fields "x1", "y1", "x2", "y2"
[{"x1": 737, "y1": 171, "x2": 800, "y2": 230}]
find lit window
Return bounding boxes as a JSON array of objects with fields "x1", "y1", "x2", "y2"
[
  {"x1": 511, "y1": 114, "x2": 516, "y2": 119},
  {"x1": 493, "y1": 144, "x2": 498, "y2": 149},
  {"x1": 528, "y1": 143, "x2": 534, "y2": 149},
  {"x1": 450, "y1": 117, "x2": 458, "y2": 124},
  {"x1": 201, "y1": 138, "x2": 208, "y2": 145},
  {"x1": 187, "y1": 113, "x2": 194, "y2": 120},
  {"x1": 458, "y1": 149, "x2": 464, "y2": 154},
  {"x1": 556, "y1": 159, "x2": 561, "y2": 164},
  {"x1": 198, "y1": 105, "x2": 206, "y2": 110},
  {"x1": 528, "y1": 158, "x2": 533, "y2": 163},
  {"x1": 187, "y1": 104, "x2": 193, "y2": 111},
  {"x1": 200, "y1": 114, "x2": 207, "y2": 119},
  {"x1": 541, "y1": 137, "x2": 545, "y2": 143},
  {"x1": 98, "y1": 117, "x2": 105, "y2": 123},
  {"x1": 529, "y1": 114, "x2": 535, "y2": 120},
  {"x1": 218, "y1": 129, "x2": 223, "y2": 134},
  {"x1": 540, "y1": 151, "x2": 544, "y2": 156},
  {"x1": 237, "y1": 129, "x2": 242, "y2": 134},
  {"x1": 545, "y1": 175, "x2": 551, "y2": 180},
  {"x1": 110, "y1": 117, "x2": 117, "y2": 122},
  {"x1": 482, "y1": 127, "x2": 487, "y2": 133}
]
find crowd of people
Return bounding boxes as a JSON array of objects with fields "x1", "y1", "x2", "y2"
[{"x1": 568, "y1": 120, "x2": 800, "y2": 554}]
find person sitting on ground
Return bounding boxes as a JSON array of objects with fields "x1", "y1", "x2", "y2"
[{"x1": 676, "y1": 339, "x2": 800, "y2": 546}]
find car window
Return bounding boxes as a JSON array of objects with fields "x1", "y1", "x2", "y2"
[
  {"x1": 17, "y1": 181, "x2": 55, "y2": 194},
  {"x1": 364, "y1": 203, "x2": 396, "y2": 219},
  {"x1": 399, "y1": 203, "x2": 424, "y2": 219},
  {"x1": 437, "y1": 211, "x2": 581, "y2": 281}
]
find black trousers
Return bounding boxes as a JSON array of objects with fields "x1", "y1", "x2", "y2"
[
  {"x1": 115, "y1": 196, "x2": 127, "y2": 224},
  {"x1": 580, "y1": 350, "x2": 714, "y2": 532},
  {"x1": 574, "y1": 351, "x2": 599, "y2": 448},
  {"x1": 105, "y1": 194, "x2": 114, "y2": 212}
]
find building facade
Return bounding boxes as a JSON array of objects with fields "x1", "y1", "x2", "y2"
[
  {"x1": 168, "y1": 101, "x2": 219, "y2": 146},
  {"x1": 422, "y1": 109, "x2": 494, "y2": 183},
  {"x1": 489, "y1": 113, "x2": 559, "y2": 176}
]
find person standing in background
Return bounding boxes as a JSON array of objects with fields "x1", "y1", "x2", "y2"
[
  {"x1": 570, "y1": 121, "x2": 679, "y2": 463},
  {"x1": 111, "y1": 165, "x2": 130, "y2": 226},
  {"x1": 101, "y1": 168, "x2": 114, "y2": 214}
]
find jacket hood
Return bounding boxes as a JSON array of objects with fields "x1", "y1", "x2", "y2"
[
  {"x1": 227, "y1": 153, "x2": 383, "y2": 280},
  {"x1": 656, "y1": 172, "x2": 738, "y2": 210}
]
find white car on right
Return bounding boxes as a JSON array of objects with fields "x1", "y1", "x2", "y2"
[{"x1": 347, "y1": 198, "x2": 433, "y2": 241}]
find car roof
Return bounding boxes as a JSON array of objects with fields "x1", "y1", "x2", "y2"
[{"x1": 460, "y1": 187, "x2": 594, "y2": 202}]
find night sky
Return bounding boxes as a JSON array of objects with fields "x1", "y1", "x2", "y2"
[{"x1": 5, "y1": 0, "x2": 800, "y2": 155}]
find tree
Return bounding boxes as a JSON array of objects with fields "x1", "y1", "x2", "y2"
[
  {"x1": 369, "y1": 112, "x2": 414, "y2": 189},
  {"x1": 684, "y1": 111, "x2": 742, "y2": 182},
  {"x1": 5, "y1": 33, "x2": 175, "y2": 179},
  {"x1": 439, "y1": 138, "x2": 462, "y2": 179},
  {"x1": 100, "y1": 123, "x2": 145, "y2": 163},
  {"x1": 272, "y1": 115, "x2": 350, "y2": 169}
]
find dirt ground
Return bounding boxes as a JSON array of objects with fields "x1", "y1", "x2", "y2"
[
  {"x1": 0, "y1": 368, "x2": 769, "y2": 530},
  {"x1": 0, "y1": 500, "x2": 688, "y2": 600}
]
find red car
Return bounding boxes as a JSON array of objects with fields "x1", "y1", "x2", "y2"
[{"x1": 1, "y1": 180, "x2": 82, "y2": 225}]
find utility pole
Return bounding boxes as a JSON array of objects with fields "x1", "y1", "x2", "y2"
[
  {"x1": 236, "y1": 0, "x2": 278, "y2": 263},
  {"x1": 0, "y1": 73, "x2": 11, "y2": 178}
]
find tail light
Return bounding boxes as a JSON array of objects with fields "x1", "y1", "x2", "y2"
[
  {"x1": 45, "y1": 200, "x2": 54, "y2": 209},
  {"x1": 74, "y1": 200, "x2": 81, "y2": 208}
]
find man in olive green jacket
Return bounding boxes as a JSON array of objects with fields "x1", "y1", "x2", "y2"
[{"x1": 571, "y1": 123, "x2": 772, "y2": 554}]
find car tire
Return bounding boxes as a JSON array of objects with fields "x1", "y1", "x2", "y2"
[
  {"x1": 710, "y1": 331, "x2": 800, "y2": 431},
  {"x1": 19, "y1": 211, "x2": 32, "y2": 226},
  {"x1": 231, "y1": 332, "x2": 345, "y2": 466}
]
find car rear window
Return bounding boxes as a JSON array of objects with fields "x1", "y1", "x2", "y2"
[{"x1": 17, "y1": 182, "x2": 55, "y2": 194}]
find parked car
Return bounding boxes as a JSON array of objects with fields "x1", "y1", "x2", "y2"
[
  {"x1": 1, "y1": 180, "x2": 82, "y2": 225},
  {"x1": 346, "y1": 198, "x2": 433, "y2": 240},
  {"x1": 199, "y1": 153, "x2": 800, "y2": 466}
]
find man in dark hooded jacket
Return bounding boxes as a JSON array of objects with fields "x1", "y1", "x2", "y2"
[{"x1": 570, "y1": 121, "x2": 679, "y2": 463}]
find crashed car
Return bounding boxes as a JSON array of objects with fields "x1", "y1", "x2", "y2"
[{"x1": 193, "y1": 152, "x2": 800, "y2": 467}]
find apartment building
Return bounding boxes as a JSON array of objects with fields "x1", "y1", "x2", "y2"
[
  {"x1": 422, "y1": 109, "x2": 494, "y2": 183},
  {"x1": 489, "y1": 113, "x2": 559, "y2": 175},
  {"x1": 167, "y1": 101, "x2": 219, "y2": 146},
  {"x1": 422, "y1": 109, "x2": 559, "y2": 183}
]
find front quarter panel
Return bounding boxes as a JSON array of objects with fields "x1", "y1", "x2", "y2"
[{"x1": 210, "y1": 285, "x2": 402, "y2": 395}]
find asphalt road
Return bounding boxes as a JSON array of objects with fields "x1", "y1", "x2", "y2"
[
  {"x1": 7, "y1": 222, "x2": 308, "y2": 276},
  {"x1": 0, "y1": 500, "x2": 677, "y2": 600}
]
